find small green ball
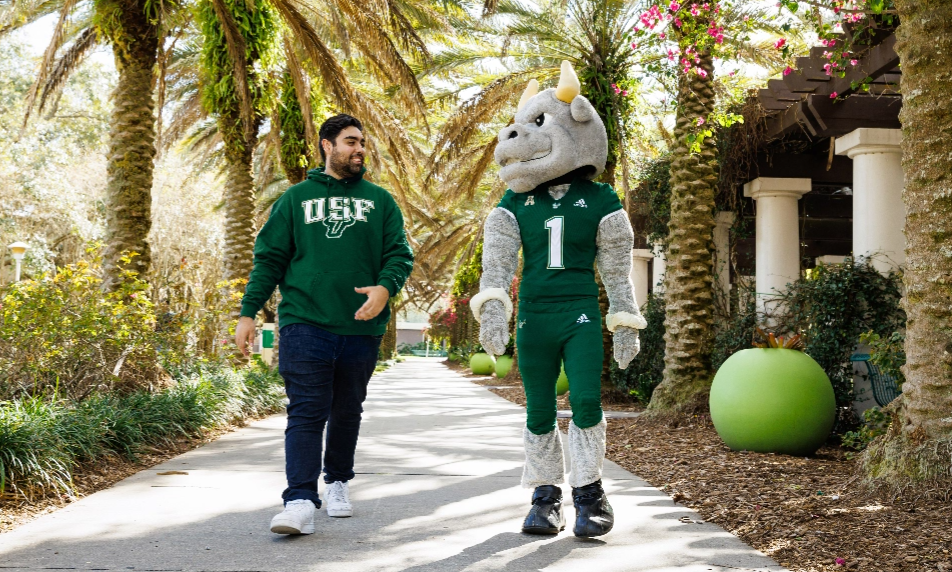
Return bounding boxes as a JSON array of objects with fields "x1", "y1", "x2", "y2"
[
  {"x1": 556, "y1": 366, "x2": 569, "y2": 396},
  {"x1": 469, "y1": 352, "x2": 496, "y2": 375},
  {"x1": 495, "y1": 355, "x2": 513, "y2": 378}
]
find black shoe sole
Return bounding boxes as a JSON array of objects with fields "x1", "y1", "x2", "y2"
[
  {"x1": 522, "y1": 524, "x2": 565, "y2": 535},
  {"x1": 573, "y1": 527, "x2": 612, "y2": 538}
]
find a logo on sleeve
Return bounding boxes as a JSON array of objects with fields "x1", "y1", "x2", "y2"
[
  {"x1": 302, "y1": 197, "x2": 375, "y2": 238},
  {"x1": 525, "y1": 196, "x2": 535, "y2": 206},
  {"x1": 576, "y1": 314, "x2": 591, "y2": 324},
  {"x1": 574, "y1": 198, "x2": 587, "y2": 208}
]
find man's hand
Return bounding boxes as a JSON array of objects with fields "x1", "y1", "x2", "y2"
[
  {"x1": 355, "y1": 285, "x2": 390, "y2": 321},
  {"x1": 235, "y1": 316, "x2": 256, "y2": 357},
  {"x1": 479, "y1": 300, "x2": 510, "y2": 357}
]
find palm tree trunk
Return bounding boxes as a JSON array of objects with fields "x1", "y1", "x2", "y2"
[
  {"x1": 863, "y1": 0, "x2": 952, "y2": 495},
  {"x1": 222, "y1": 127, "x2": 259, "y2": 286},
  {"x1": 648, "y1": 52, "x2": 717, "y2": 413},
  {"x1": 102, "y1": 3, "x2": 159, "y2": 287}
]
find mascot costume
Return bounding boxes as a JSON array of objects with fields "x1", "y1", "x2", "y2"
[{"x1": 470, "y1": 61, "x2": 646, "y2": 538}]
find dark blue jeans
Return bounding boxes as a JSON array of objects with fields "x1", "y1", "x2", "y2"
[{"x1": 278, "y1": 323, "x2": 382, "y2": 507}]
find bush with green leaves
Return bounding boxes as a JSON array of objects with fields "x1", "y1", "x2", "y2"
[
  {"x1": 841, "y1": 407, "x2": 890, "y2": 457},
  {"x1": 0, "y1": 362, "x2": 283, "y2": 500},
  {"x1": 779, "y1": 259, "x2": 905, "y2": 428},
  {"x1": 0, "y1": 250, "x2": 244, "y2": 401},
  {"x1": 611, "y1": 294, "x2": 665, "y2": 403},
  {"x1": 859, "y1": 330, "x2": 906, "y2": 387}
]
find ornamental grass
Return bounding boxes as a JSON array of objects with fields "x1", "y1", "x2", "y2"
[{"x1": 0, "y1": 363, "x2": 284, "y2": 501}]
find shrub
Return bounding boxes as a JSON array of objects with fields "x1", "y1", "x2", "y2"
[
  {"x1": 0, "y1": 250, "x2": 243, "y2": 401},
  {"x1": 841, "y1": 407, "x2": 890, "y2": 457},
  {"x1": 0, "y1": 363, "x2": 284, "y2": 500},
  {"x1": 611, "y1": 294, "x2": 665, "y2": 403},
  {"x1": 779, "y1": 258, "x2": 905, "y2": 429}
]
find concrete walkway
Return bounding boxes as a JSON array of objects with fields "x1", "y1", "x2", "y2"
[{"x1": 0, "y1": 358, "x2": 788, "y2": 572}]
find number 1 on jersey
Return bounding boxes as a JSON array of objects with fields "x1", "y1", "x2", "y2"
[{"x1": 545, "y1": 216, "x2": 564, "y2": 269}]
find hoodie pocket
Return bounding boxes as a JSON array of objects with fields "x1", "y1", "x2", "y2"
[{"x1": 309, "y1": 271, "x2": 375, "y2": 326}]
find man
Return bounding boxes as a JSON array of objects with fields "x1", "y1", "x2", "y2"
[{"x1": 235, "y1": 114, "x2": 414, "y2": 535}]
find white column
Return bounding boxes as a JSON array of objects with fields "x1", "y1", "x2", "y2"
[
  {"x1": 713, "y1": 211, "x2": 735, "y2": 312},
  {"x1": 651, "y1": 241, "x2": 666, "y2": 294},
  {"x1": 835, "y1": 128, "x2": 905, "y2": 274},
  {"x1": 630, "y1": 248, "x2": 653, "y2": 308},
  {"x1": 743, "y1": 177, "x2": 812, "y2": 317}
]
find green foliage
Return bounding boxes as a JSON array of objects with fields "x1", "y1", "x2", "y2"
[
  {"x1": 632, "y1": 157, "x2": 672, "y2": 244},
  {"x1": 779, "y1": 259, "x2": 905, "y2": 427},
  {"x1": 196, "y1": 0, "x2": 279, "y2": 153},
  {"x1": 451, "y1": 241, "x2": 483, "y2": 297},
  {"x1": 611, "y1": 294, "x2": 665, "y2": 403},
  {"x1": 711, "y1": 289, "x2": 758, "y2": 371},
  {"x1": 0, "y1": 362, "x2": 284, "y2": 499},
  {"x1": 278, "y1": 72, "x2": 309, "y2": 177},
  {"x1": 0, "y1": 249, "x2": 243, "y2": 401},
  {"x1": 841, "y1": 407, "x2": 890, "y2": 456},
  {"x1": 859, "y1": 330, "x2": 906, "y2": 387}
]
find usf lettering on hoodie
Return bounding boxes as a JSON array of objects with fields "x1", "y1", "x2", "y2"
[{"x1": 240, "y1": 167, "x2": 414, "y2": 336}]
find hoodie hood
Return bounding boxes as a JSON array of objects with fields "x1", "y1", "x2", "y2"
[{"x1": 307, "y1": 166, "x2": 366, "y2": 184}]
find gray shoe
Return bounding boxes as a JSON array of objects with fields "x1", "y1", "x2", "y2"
[{"x1": 325, "y1": 481, "x2": 353, "y2": 517}]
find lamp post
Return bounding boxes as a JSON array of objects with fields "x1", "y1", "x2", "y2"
[{"x1": 8, "y1": 242, "x2": 28, "y2": 282}]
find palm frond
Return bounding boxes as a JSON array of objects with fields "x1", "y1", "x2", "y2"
[
  {"x1": 38, "y1": 26, "x2": 98, "y2": 118},
  {"x1": 208, "y1": 0, "x2": 256, "y2": 145},
  {"x1": 283, "y1": 38, "x2": 317, "y2": 164},
  {"x1": 22, "y1": 0, "x2": 79, "y2": 130}
]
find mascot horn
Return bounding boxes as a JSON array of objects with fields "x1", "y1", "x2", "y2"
[{"x1": 470, "y1": 61, "x2": 647, "y2": 537}]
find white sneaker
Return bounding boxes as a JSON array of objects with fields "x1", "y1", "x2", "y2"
[
  {"x1": 270, "y1": 499, "x2": 315, "y2": 534},
  {"x1": 325, "y1": 481, "x2": 353, "y2": 517}
]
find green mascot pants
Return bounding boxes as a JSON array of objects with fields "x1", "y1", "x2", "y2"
[{"x1": 516, "y1": 298, "x2": 604, "y2": 435}]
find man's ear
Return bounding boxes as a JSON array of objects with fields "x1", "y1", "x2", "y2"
[
  {"x1": 320, "y1": 138, "x2": 333, "y2": 157},
  {"x1": 570, "y1": 95, "x2": 597, "y2": 123}
]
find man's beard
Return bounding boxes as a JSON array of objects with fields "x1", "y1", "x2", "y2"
[{"x1": 328, "y1": 147, "x2": 363, "y2": 176}]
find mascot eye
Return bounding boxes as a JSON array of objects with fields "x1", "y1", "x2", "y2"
[{"x1": 534, "y1": 114, "x2": 545, "y2": 127}]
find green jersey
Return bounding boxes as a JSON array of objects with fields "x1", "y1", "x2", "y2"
[{"x1": 497, "y1": 177, "x2": 623, "y2": 303}]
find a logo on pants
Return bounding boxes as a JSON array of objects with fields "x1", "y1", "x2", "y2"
[{"x1": 302, "y1": 197, "x2": 375, "y2": 238}]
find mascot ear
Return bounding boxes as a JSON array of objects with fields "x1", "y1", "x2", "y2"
[{"x1": 570, "y1": 95, "x2": 597, "y2": 123}]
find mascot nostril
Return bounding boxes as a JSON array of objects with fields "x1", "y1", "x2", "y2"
[{"x1": 471, "y1": 60, "x2": 647, "y2": 539}]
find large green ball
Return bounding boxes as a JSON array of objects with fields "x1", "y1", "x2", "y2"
[
  {"x1": 495, "y1": 355, "x2": 513, "y2": 378},
  {"x1": 469, "y1": 352, "x2": 496, "y2": 375},
  {"x1": 556, "y1": 366, "x2": 569, "y2": 396},
  {"x1": 710, "y1": 348, "x2": 835, "y2": 456}
]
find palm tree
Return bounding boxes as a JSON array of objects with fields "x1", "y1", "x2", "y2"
[
  {"x1": 189, "y1": 0, "x2": 437, "y2": 285},
  {"x1": 6, "y1": 0, "x2": 174, "y2": 286},
  {"x1": 863, "y1": 0, "x2": 952, "y2": 496}
]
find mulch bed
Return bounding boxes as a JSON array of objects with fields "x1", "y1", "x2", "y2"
[{"x1": 471, "y1": 370, "x2": 952, "y2": 572}]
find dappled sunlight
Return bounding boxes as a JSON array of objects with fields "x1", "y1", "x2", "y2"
[{"x1": 0, "y1": 360, "x2": 786, "y2": 571}]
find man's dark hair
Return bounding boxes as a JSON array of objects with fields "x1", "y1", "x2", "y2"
[{"x1": 318, "y1": 114, "x2": 363, "y2": 163}]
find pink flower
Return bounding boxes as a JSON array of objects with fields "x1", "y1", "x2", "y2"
[
  {"x1": 697, "y1": 68, "x2": 708, "y2": 78},
  {"x1": 631, "y1": 42, "x2": 639, "y2": 49},
  {"x1": 674, "y1": 17, "x2": 682, "y2": 27},
  {"x1": 659, "y1": 32, "x2": 666, "y2": 39},
  {"x1": 729, "y1": 70, "x2": 736, "y2": 77},
  {"x1": 697, "y1": 117, "x2": 706, "y2": 126},
  {"x1": 835, "y1": 558, "x2": 846, "y2": 566},
  {"x1": 743, "y1": 15, "x2": 749, "y2": 21},
  {"x1": 774, "y1": 38, "x2": 786, "y2": 50},
  {"x1": 830, "y1": 91, "x2": 838, "y2": 99},
  {"x1": 621, "y1": 90, "x2": 628, "y2": 96},
  {"x1": 783, "y1": 66, "x2": 793, "y2": 76},
  {"x1": 669, "y1": 1, "x2": 680, "y2": 10},
  {"x1": 850, "y1": 59, "x2": 859, "y2": 66}
]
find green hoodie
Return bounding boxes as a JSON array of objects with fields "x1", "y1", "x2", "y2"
[{"x1": 240, "y1": 167, "x2": 414, "y2": 336}]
